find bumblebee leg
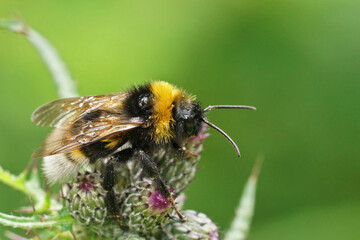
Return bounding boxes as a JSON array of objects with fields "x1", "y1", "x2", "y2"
[
  {"x1": 172, "y1": 141, "x2": 183, "y2": 152},
  {"x1": 112, "y1": 148, "x2": 135, "y2": 164},
  {"x1": 103, "y1": 159, "x2": 116, "y2": 191},
  {"x1": 103, "y1": 148, "x2": 134, "y2": 188},
  {"x1": 104, "y1": 188, "x2": 119, "y2": 216},
  {"x1": 184, "y1": 149, "x2": 199, "y2": 158},
  {"x1": 102, "y1": 160, "x2": 119, "y2": 216},
  {"x1": 172, "y1": 141, "x2": 199, "y2": 158},
  {"x1": 136, "y1": 150, "x2": 185, "y2": 220},
  {"x1": 103, "y1": 148, "x2": 135, "y2": 216}
]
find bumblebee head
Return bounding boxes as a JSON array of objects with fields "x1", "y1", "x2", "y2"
[{"x1": 173, "y1": 99, "x2": 204, "y2": 140}]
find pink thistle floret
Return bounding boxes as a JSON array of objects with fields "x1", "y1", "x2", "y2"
[
  {"x1": 210, "y1": 231, "x2": 220, "y2": 240},
  {"x1": 148, "y1": 190, "x2": 171, "y2": 211},
  {"x1": 77, "y1": 178, "x2": 95, "y2": 193},
  {"x1": 189, "y1": 123, "x2": 210, "y2": 143}
]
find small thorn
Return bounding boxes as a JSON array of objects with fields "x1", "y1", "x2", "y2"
[
  {"x1": 169, "y1": 196, "x2": 185, "y2": 220},
  {"x1": 28, "y1": 196, "x2": 36, "y2": 214},
  {"x1": 70, "y1": 230, "x2": 77, "y2": 240}
]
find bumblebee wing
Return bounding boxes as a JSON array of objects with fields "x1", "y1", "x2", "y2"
[
  {"x1": 31, "y1": 93, "x2": 128, "y2": 127},
  {"x1": 32, "y1": 114, "x2": 143, "y2": 158}
]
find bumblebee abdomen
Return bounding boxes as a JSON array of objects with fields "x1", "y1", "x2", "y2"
[
  {"x1": 43, "y1": 151, "x2": 89, "y2": 184},
  {"x1": 43, "y1": 135, "x2": 126, "y2": 183},
  {"x1": 80, "y1": 135, "x2": 126, "y2": 163}
]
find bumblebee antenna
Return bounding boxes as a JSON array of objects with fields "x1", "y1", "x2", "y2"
[
  {"x1": 204, "y1": 105, "x2": 256, "y2": 112},
  {"x1": 202, "y1": 118, "x2": 241, "y2": 157}
]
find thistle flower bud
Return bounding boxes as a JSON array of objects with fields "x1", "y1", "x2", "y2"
[
  {"x1": 118, "y1": 232, "x2": 147, "y2": 240},
  {"x1": 92, "y1": 222, "x2": 125, "y2": 239},
  {"x1": 119, "y1": 179, "x2": 173, "y2": 237},
  {"x1": 72, "y1": 223, "x2": 96, "y2": 240},
  {"x1": 163, "y1": 210, "x2": 219, "y2": 240},
  {"x1": 157, "y1": 124, "x2": 209, "y2": 195},
  {"x1": 64, "y1": 170, "x2": 107, "y2": 226},
  {"x1": 127, "y1": 124, "x2": 209, "y2": 195},
  {"x1": 74, "y1": 221, "x2": 143, "y2": 240}
]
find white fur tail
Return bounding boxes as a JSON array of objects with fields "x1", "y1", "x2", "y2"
[{"x1": 43, "y1": 153, "x2": 88, "y2": 184}]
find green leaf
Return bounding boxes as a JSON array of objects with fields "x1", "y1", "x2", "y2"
[
  {"x1": 0, "y1": 212, "x2": 74, "y2": 229},
  {"x1": 224, "y1": 158, "x2": 263, "y2": 240},
  {"x1": 0, "y1": 165, "x2": 34, "y2": 199},
  {"x1": 25, "y1": 166, "x2": 46, "y2": 208},
  {"x1": 0, "y1": 163, "x2": 56, "y2": 212},
  {"x1": 0, "y1": 162, "x2": 64, "y2": 213}
]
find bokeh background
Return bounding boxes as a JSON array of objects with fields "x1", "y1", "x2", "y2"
[{"x1": 0, "y1": 1, "x2": 359, "y2": 239}]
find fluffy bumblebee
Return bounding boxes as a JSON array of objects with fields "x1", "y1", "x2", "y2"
[{"x1": 32, "y1": 81, "x2": 255, "y2": 219}]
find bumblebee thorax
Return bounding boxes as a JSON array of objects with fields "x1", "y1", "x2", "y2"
[{"x1": 149, "y1": 81, "x2": 186, "y2": 143}]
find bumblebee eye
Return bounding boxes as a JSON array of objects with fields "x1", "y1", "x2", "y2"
[
  {"x1": 185, "y1": 120, "x2": 195, "y2": 136},
  {"x1": 185, "y1": 118, "x2": 202, "y2": 136},
  {"x1": 138, "y1": 94, "x2": 151, "y2": 110}
]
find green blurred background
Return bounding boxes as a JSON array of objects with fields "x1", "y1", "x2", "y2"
[{"x1": 0, "y1": 0, "x2": 359, "y2": 239}]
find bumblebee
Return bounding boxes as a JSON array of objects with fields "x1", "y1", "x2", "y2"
[{"x1": 32, "y1": 81, "x2": 255, "y2": 219}]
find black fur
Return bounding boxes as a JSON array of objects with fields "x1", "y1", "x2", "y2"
[
  {"x1": 81, "y1": 139, "x2": 127, "y2": 164},
  {"x1": 123, "y1": 84, "x2": 153, "y2": 118}
]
